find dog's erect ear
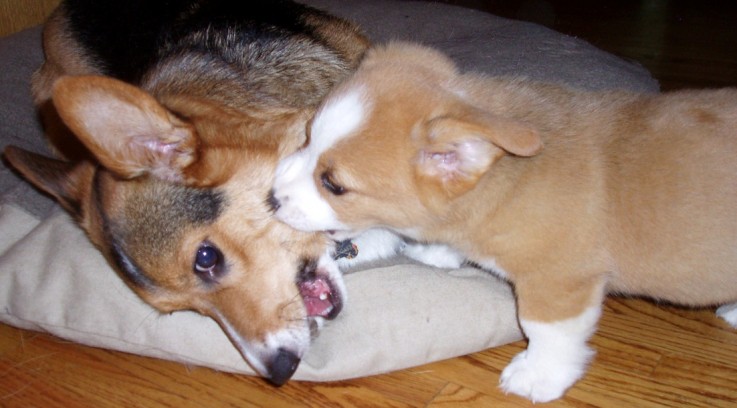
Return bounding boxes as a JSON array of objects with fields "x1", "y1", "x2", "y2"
[
  {"x1": 3, "y1": 146, "x2": 93, "y2": 219},
  {"x1": 52, "y1": 76, "x2": 197, "y2": 182},
  {"x1": 416, "y1": 107, "x2": 541, "y2": 197}
]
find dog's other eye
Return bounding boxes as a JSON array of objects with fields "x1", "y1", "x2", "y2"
[
  {"x1": 194, "y1": 243, "x2": 225, "y2": 283},
  {"x1": 321, "y1": 171, "x2": 345, "y2": 195}
]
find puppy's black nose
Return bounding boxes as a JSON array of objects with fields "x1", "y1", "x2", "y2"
[
  {"x1": 266, "y1": 189, "x2": 281, "y2": 212},
  {"x1": 268, "y1": 348, "x2": 300, "y2": 386}
]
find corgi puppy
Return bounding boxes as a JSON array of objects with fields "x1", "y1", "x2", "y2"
[
  {"x1": 3, "y1": 0, "x2": 369, "y2": 385},
  {"x1": 269, "y1": 42, "x2": 737, "y2": 401}
]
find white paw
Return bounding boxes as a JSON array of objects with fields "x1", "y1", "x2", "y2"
[
  {"x1": 336, "y1": 229, "x2": 404, "y2": 269},
  {"x1": 716, "y1": 303, "x2": 737, "y2": 328},
  {"x1": 402, "y1": 242, "x2": 464, "y2": 269},
  {"x1": 499, "y1": 348, "x2": 590, "y2": 403}
]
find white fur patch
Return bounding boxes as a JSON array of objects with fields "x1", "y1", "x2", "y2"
[
  {"x1": 335, "y1": 228, "x2": 405, "y2": 269},
  {"x1": 310, "y1": 88, "x2": 367, "y2": 154},
  {"x1": 717, "y1": 303, "x2": 737, "y2": 327},
  {"x1": 272, "y1": 148, "x2": 347, "y2": 232},
  {"x1": 334, "y1": 229, "x2": 465, "y2": 270},
  {"x1": 272, "y1": 88, "x2": 367, "y2": 232},
  {"x1": 402, "y1": 242, "x2": 465, "y2": 269},
  {"x1": 500, "y1": 306, "x2": 601, "y2": 403}
]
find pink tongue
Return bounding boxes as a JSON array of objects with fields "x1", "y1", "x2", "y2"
[{"x1": 299, "y1": 278, "x2": 334, "y2": 317}]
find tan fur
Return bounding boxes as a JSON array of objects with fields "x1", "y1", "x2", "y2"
[
  {"x1": 292, "y1": 42, "x2": 737, "y2": 399},
  {"x1": 32, "y1": 6, "x2": 103, "y2": 160},
  {"x1": 314, "y1": 42, "x2": 737, "y2": 332}
]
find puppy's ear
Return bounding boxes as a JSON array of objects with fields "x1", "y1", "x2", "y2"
[
  {"x1": 52, "y1": 76, "x2": 197, "y2": 182},
  {"x1": 3, "y1": 146, "x2": 93, "y2": 220},
  {"x1": 416, "y1": 107, "x2": 541, "y2": 197}
]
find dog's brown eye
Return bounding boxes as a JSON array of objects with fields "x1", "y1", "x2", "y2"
[
  {"x1": 321, "y1": 171, "x2": 345, "y2": 195},
  {"x1": 194, "y1": 243, "x2": 225, "y2": 283}
]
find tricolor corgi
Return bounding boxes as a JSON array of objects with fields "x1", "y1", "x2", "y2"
[{"x1": 3, "y1": 0, "x2": 369, "y2": 385}]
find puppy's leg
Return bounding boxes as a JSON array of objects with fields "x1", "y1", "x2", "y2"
[
  {"x1": 402, "y1": 242, "x2": 465, "y2": 269},
  {"x1": 716, "y1": 303, "x2": 737, "y2": 327},
  {"x1": 336, "y1": 229, "x2": 405, "y2": 269},
  {"x1": 500, "y1": 278, "x2": 606, "y2": 403},
  {"x1": 337, "y1": 230, "x2": 465, "y2": 270}
]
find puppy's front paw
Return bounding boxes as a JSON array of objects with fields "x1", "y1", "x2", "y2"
[
  {"x1": 402, "y1": 242, "x2": 464, "y2": 269},
  {"x1": 499, "y1": 347, "x2": 591, "y2": 403},
  {"x1": 716, "y1": 303, "x2": 737, "y2": 327}
]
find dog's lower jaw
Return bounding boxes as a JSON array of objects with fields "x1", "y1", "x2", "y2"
[{"x1": 500, "y1": 306, "x2": 601, "y2": 403}]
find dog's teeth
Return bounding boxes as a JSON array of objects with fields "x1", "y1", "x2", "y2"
[{"x1": 319, "y1": 293, "x2": 328, "y2": 301}]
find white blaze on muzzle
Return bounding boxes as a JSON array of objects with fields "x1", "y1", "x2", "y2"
[{"x1": 271, "y1": 88, "x2": 368, "y2": 232}]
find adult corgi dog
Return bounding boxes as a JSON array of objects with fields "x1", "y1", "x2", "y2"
[
  {"x1": 269, "y1": 42, "x2": 737, "y2": 401},
  {"x1": 3, "y1": 0, "x2": 368, "y2": 385}
]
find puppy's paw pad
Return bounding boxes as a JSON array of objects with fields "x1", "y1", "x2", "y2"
[
  {"x1": 499, "y1": 351, "x2": 581, "y2": 403},
  {"x1": 716, "y1": 303, "x2": 737, "y2": 328}
]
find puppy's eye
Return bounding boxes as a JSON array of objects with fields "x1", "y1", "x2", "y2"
[
  {"x1": 194, "y1": 243, "x2": 225, "y2": 283},
  {"x1": 321, "y1": 171, "x2": 345, "y2": 195}
]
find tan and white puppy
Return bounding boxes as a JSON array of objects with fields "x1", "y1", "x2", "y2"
[{"x1": 269, "y1": 42, "x2": 737, "y2": 402}]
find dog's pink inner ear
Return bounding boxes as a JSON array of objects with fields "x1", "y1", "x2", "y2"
[
  {"x1": 431, "y1": 115, "x2": 542, "y2": 158},
  {"x1": 52, "y1": 76, "x2": 197, "y2": 182},
  {"x1": 416, "y1": 113, "x2": 540, "y2": 197},
  {"x1": 418, "y1": 139, "x2": 496, "y2": 182}
]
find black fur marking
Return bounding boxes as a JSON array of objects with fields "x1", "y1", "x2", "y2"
[
  {"x1": 63, "y1": 0, "x2": 337, "y2": 83},
  {"x1": 139, "y1": 183, "x2": 225, "y2": 227},
  {"x1": 109, "y1": 239, "x2": 155, "y2": 290},
  {"x1": 92, "y1": 171, "x2": 155, "y2": 290}
]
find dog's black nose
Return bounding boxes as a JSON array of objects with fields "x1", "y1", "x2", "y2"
[
  {"x1": 266, "y1": 189, "x2": 281, "y2": 212},
  {"x1": 268, "y1": 348, "x2": 300, "y2": 386}
]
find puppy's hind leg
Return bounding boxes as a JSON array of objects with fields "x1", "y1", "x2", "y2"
[
  {"x1": 716, "y1": 303, "x2": 737, "y2": 327},
  {"x1": 500, "y1": 277, "x2": 607, "y2": 403}
]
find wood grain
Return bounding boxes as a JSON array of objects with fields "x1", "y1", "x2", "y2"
[
  {"x1": 0, "y1": 0, "x2": 60, "y2": 36},
  {"x1": 2, "y1": 0, "x2": 737, "y2": 406}
]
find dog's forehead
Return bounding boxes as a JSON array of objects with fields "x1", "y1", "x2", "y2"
[
  {"x1": 98, "y1": 176, "x2": 226, "y2": 285},
  {"x1": 123, "y1": 180, "x2": 224, "y2": 237}
]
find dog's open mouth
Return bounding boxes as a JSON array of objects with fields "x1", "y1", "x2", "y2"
[{"x1": 297, "y1": 259, "x2": 342, "y2": 320}]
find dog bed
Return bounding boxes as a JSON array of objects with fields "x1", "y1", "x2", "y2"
[{"x1": 0, "y1": 0, "x2": 658, "y2": 381}]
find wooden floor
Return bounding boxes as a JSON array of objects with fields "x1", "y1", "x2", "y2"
[{"x1": 2, "y1": 1, "x2": 737, "y2": 406}]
